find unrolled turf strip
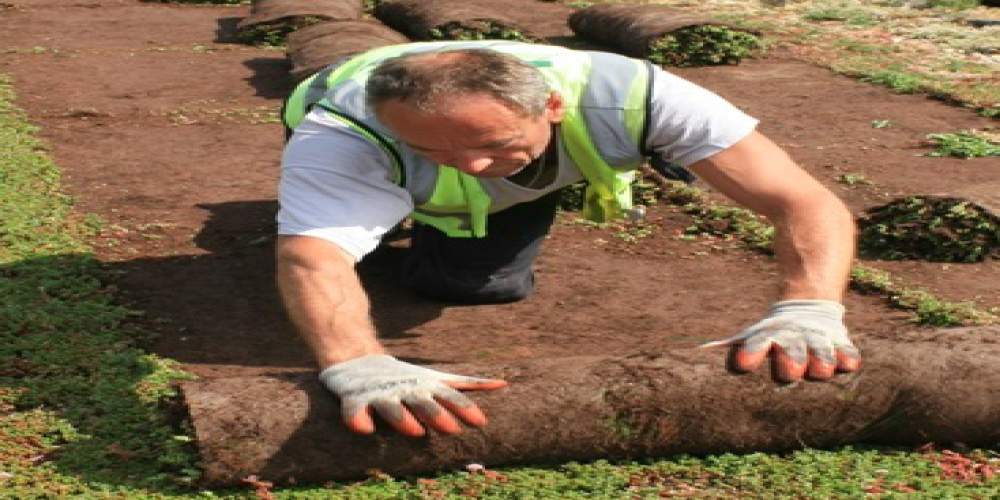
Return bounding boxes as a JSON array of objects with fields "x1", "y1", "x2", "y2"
[
  {"x1": 374, "y1": 0, "x2": 539, "y2": 41},
  {"x1": 568, "y1": 3, "x2": 743, "y2": 59},
  {"x1": 182, "y1": 327, "x2": 1000, "y2": 486},
  {"x1": 236, "y1": 0, "x2": 362, "y2": 33},
  {"x1": 286, "y1": 21, "x2": 409, "y2": 82}
]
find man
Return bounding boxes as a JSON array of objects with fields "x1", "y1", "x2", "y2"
[{"x1": 276, "y1": 41, "x2": 860, "y2": 438}]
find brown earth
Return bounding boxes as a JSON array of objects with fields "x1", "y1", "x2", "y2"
[{"x1": 1, "y1": 0, "x2": 997, "y2": 449}]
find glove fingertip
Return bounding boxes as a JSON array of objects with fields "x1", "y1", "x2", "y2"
[
  {"x1": 447, "y1": 378, "x2": 508, "y2": 391},
  {"x1": 344, "y1": 410, "x2": 376, "y2": 435}
]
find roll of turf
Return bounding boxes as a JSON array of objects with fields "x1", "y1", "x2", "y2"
[
  {"x1": 286, "y1": 21, "x2": 409, "y2": 81},
  {"x1": 568, "y1": 4, "x2": 759, "y2": 66},
  {"x1": 374, "y1": 0, "x2": 540, "y2": 42},
  {"x1": 183, "y1": 327, "x2": 1000, "y2": 486},
  {"x1": 236, "y1": 0, "x2": 363, "y2": 45}
]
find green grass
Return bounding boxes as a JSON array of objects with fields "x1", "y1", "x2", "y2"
[
  {"x1": 851, "y1": 265, "x2": 998, "y2": 326},
  {"x1": 2, "y1": 72, "x2": 997, "y2": 498},
  {"x1": 926, "y1": 131, "x2": 1000, "y2": 158},
  {"x1": 0, "y1": 74, "x2": 198, "y2": 497},
  {"x1": 803, "y1": 5, "x2": 879, "y2": 26}
]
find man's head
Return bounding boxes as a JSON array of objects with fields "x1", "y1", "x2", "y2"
[{"x1": 367, "y1": 49, "x2": 565, "y2": 177}]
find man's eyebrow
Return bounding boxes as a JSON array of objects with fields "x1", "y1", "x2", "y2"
[{"x1": 406, "y1": 136, "x2": 520, "y2": 152}]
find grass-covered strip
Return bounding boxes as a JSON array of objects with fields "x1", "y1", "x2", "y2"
[
  {"x1": 647, "y1": 25, "x2": 761, "y2": 67},
  {"x1": 851, "y1": 265, "x2": 998, "y2": 326},
  {"x1": 0, "y1": 74, "x2": 197, "y2": 497},
  {"x1": 241, "y1": 447, "x2": 999, "y2": 498},
  {"x1": 926, "y1": 130, "x2": 1000, "y2": 158}
]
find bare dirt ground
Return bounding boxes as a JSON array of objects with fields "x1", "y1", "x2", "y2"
[{"x1": 1, "y1": 0, "x2": 996, "y2": 389}]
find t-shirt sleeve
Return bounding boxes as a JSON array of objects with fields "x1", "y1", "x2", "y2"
[
  {"x1": 277, "y1": 108, "x2": 413, "y2": 260},
  {"x1": 644, "y1": 66, "x2": 759, "y2": 167}
]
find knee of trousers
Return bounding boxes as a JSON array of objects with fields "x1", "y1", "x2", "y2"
[{"x1": 403, "y1": 268, "x2": 535, "y2": 304}]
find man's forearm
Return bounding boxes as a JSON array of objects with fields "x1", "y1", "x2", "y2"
[
  {"x1": 275, "y1": 237, "x2": 384, "y2": 368},
  {"x1": 771, "y1": 196, "x2": 855, "y2": 302}
]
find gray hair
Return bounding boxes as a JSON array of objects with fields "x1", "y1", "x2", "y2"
[{"x1": 366, "y1": 49, "x2": 551, "y2": 118}]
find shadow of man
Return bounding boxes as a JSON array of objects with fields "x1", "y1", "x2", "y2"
[{"x1": 115, "y1": 200, "x2": 449, "y2": 379}]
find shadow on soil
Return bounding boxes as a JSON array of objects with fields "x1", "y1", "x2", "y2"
[{"x1": 115, "y1": 199, "x2": 448, "y2": 371}]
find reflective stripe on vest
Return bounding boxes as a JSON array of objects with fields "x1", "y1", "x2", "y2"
[{"x1": 283, "y1": 41, "x2": 651, "y2": 237}]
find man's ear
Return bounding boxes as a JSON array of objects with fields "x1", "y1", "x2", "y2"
[{"x1": 545, "y1": 91, "x2": 566, "y2": 123}]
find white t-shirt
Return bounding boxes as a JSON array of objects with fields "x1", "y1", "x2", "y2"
[{"x1": 277, "y1": 66, "x2": 758, "y2": 260}]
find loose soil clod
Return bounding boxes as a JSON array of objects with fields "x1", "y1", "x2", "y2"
[
  {"x1": 286, "y1": 21, "x2": 409, "y2": 82},
  {"x1": 374, "y1": 0, "x2": 541, "y2": 42},
  {"x1": 183, "y1": 328, "x2": 1000, "y2": 486},
  {"x1": 236, "y1": 0, "x2": 363, "y2": 46},
  {"x1": 568, "y1": 4, "x2": 759, "y2": 66}
]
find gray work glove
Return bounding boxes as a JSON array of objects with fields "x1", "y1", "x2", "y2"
[
  {"x1": 701, "y1": 300, "x2": 861, "y2": 382},
  {"x1": 319, "y1": 354, "x2": 508, "y2": 436}
]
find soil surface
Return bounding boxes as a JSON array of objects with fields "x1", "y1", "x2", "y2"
[{"x1": 2, "y1": 0, "x2": 997, "y2": 384}]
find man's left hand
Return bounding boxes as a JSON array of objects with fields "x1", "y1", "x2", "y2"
[{"x1": 701, "y1": 300, "x2": 861, "y2": 382}]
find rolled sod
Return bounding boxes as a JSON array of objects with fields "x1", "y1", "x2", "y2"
[
  {"x1": 286, "y1": 21, "x2": 409, "y2": 81},
  {"x1": 183, "y1": 327, "x2": 1000, "y2": 486},
  {"x1": 568, "y1": 4, "x2": 759, "y2": 66},
  {"x1": 374, "y1": 0, "x2": 540, "y2": 42},
  {"x1": 236, "y1": 0, "x2": 363, "y2": 46},
  {"x1": 859, "y1": 186, "x2": 1000, "y2": 263}
]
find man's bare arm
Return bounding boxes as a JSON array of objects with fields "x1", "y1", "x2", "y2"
[
  {"x1": 275, "y1": 234, "x2": 507, "y2": 436},
  {"x1": 275, "y1": 235, "x2": 384, "y2": 368},
  {"x1": 689, "y1": 130, "x2": 855, "y2": 302},
  {"x1": 690, "y1": 131, "x2": 860, "y2": 381}
]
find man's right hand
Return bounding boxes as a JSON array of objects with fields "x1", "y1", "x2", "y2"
[{"x1": 319, "y1": 354, "x2": 508, "y2": 437}]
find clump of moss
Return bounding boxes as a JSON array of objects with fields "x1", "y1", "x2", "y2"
[
  {"x1": 236, "y1": 16, "x2": 324, "y2": 46},
  {"x1": 429, "y1": 21, "x2": 536, "y2": 42},
  {"x1": 647, "y1": 25, "x2": 759, "y2": 67},
  {"x1": 858, "y1": 196, "x2": 999, "y2": 262}
]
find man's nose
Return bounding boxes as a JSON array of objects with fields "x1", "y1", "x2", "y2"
[{"x1": 448, "y1": 152, "x2": 494, "y2": 175}]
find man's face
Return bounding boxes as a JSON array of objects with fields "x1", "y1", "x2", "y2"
[{"x1": 376, "y1": 92, "x2": 565, "y2": 178}]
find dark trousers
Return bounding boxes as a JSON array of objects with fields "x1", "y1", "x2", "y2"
[{"x1": 400, "y1": 189, "x2": 562, "y2": 304}]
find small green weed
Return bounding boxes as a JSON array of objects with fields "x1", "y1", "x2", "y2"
[
  {"x1": 925, "y1": 0, "x2": 983, "y2": 9},
  {"x1": 871, "y1": 119, "x2": 892, "y2": 128},
  {"x1": 803, "y1": 5, "x2": 879, "y2": 26},
  {"x1": 837, "y1": 172, "x2": 873, "y2": 186},
  {"x1": 860, "y1": 69, "x2": 925, "y2": 94},
  {"x1": 648, "y1": 25, "x2": 760, "y2": 67},
  {"x1": 926, "y1": 131, "x2": 1000, "y2": 158}
]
